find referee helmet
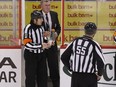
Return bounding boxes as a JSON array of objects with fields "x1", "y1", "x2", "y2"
[
  {"x1": 84, "y1": 22, "x2": 97, "y2": 35},
  {"x1": 31, "y1": 10, "x2": 43, "y2": 20}
]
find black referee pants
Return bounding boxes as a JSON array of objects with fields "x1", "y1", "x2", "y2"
[
  {"x1": 71, "y1": 72, "x2": 97, "y2": 87},
  {"x1": 24, "y1": 49, "x2": 47, "y2": 87}
]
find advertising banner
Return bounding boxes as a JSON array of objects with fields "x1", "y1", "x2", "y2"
[
  {"x1": 57, "y1": 30, "x2": 115, "y2": 45},
  {"x1": 60, "y1": 48, "x2": 116, "y2": 87},
  {"x1": 0, "y1": 1, "x2": 20, "y2": 46},
  {"x1": 63, "y1": 1, "x2": 116, "y2": 45},
  {"x1": 64, "y1": 2, "x2": 97, "y2": 29},
  {"x1": 0, "y1": 49, "x2": 21, "y2": 87},
  {"x1": 0, "y1": 2, "x2": 13, "y2": 30}
]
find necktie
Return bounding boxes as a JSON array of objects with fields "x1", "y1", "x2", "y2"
[
  {"x1": 45, "y1": 14, "x2": 49, "y2": 31},
  {"x1": 46, "y1": 14, "x2": 48, "y2": 22}
]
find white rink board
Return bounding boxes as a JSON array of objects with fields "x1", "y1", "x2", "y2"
[
  {"x1": 60, "y1": 48, "x2": 116, "y2": 87},
  {"x1": 0, "y1": 49, "x2": 21, "y2": 87}
]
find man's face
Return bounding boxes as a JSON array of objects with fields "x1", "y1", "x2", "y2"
[
  {"x1": 41, "y1": 1, "x2": 50, "y2": 13},
  {"x1": 34, "y1": 18, "x2": 43, "y2": 25}
]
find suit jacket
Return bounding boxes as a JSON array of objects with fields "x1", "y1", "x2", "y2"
[
  {"x1": 40, "y1": 10, "x2": 61, "y2": 51},
  {"x1": 40, "y1": 10, "x2": 61, "y2": 37},
  {"x1": 40, "y1": 10, "x2": 61, "y2": 45}
]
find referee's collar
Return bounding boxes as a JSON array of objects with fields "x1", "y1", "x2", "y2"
[{"x1": 83, "y1": 35, "x2": 93, "y2": 40}]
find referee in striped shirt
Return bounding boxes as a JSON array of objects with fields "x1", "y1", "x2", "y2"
[
  {"x1": 61, "y1": 22, "x2": 105, "y2": 87},
  {"x1": 23, "y1": 10, "x2": 50, "y2": 87}
]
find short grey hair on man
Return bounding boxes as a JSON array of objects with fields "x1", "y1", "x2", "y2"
[{"x1": 40, "y1": 0, "x2": 50, "y2": 5}]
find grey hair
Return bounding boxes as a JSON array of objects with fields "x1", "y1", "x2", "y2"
[{"x1": 40, "y1": 0, "x2": 50, "y2": 5}]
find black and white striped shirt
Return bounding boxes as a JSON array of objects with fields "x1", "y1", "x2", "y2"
[
  {"x1": 23, "y1": 23, "x2": 44, "y2": 53},
  {"x1": 61, "y1": 35, "x2": 105, "y2": 76}
]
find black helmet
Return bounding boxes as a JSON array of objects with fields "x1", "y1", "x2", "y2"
[
  {"x1": 31, "y1": 10, "x2": 43, "y2": 20},
  {"x1": 84, "y1": 22, "x2": 97, "y2": 35}
]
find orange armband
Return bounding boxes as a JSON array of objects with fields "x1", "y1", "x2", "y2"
[{"x1": 23, "y1": 38, "x2": 32, "y2": 45}]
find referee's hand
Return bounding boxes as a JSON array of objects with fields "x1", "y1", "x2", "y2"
[
  {"x1": 97, "y1": 75, "x2": 101, "y2": 81},
  {"x1": 42, "y1": 43, "x2": 51, "y2": 49},
  {"x1": 95, "y1": 73, "x2": 101, "y2": 81}
]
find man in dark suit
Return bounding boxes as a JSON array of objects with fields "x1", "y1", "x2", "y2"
[{"x1": 39, "y1": 0, "x2": 61, "y2": 87}]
